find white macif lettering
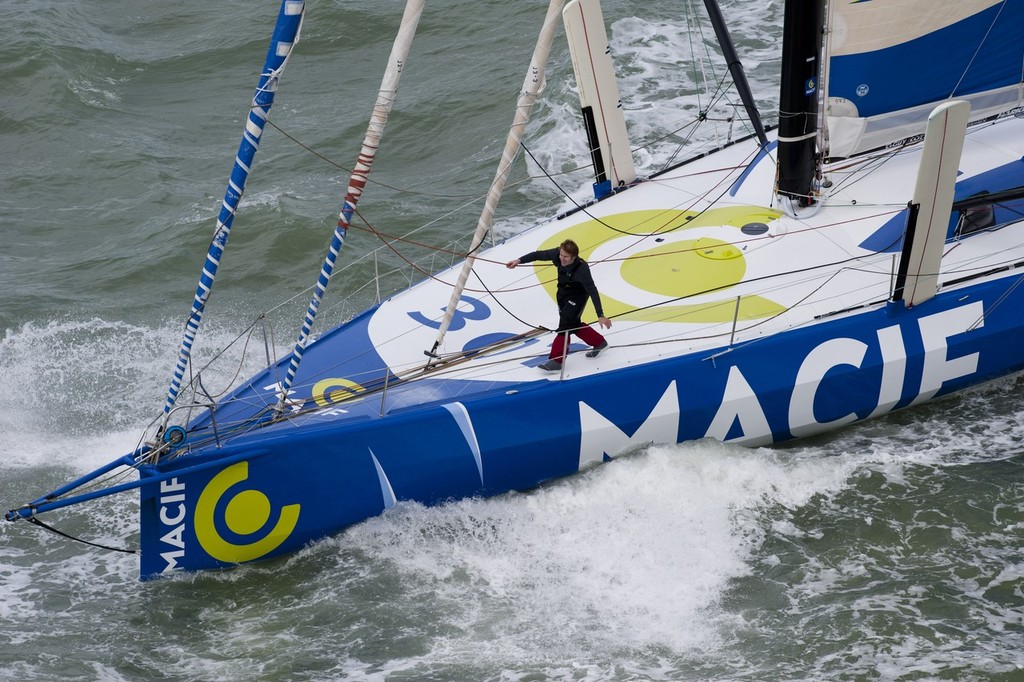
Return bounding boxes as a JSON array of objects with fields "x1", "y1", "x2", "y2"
[
  {"x1": 160, "y1": 550, "x2": 185, "y2": 572},
  {"x1": 704, "y1": 366, "x2": 772, "y2": 446},
  {"x1": 159, "y1": 477, "x2": 186, "y2": 571},
  {"x1": 867, "y1": 324, "x2": 908, "y2": 419},
  {"x1": 911, "y1": 301, "x2": 983, "y2": 406},
  {"x1": 161, "y1": 524, "x2": 185, "y2": 549},
  {"x1": 789, "y1": 338, "x2": 867, "y2": 438},
  {"x1": 161, "y1": 478, "x2": 185, "y2": 494},
  {"x1": 159, "y1": 503, "x2": 186, "y2": 526},
  {"x1": 578, "y1": 381, "x2": 679, "y2": 469}
]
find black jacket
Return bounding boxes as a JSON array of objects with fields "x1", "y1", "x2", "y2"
[{"x1": 519, "y1": 248, "x2": 605, "y2": 318}]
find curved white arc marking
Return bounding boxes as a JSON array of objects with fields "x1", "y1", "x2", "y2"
[
  {"x1": 442, "y1": 402, "x2": 484, "y2": 485},
  {"x1": 369, "y1": 448, "x2": 397, "y2": 509}
]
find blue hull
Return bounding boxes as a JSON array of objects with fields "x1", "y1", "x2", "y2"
[{"x1": 138, "y1": 273, "x2": 1024, "y2": 577}]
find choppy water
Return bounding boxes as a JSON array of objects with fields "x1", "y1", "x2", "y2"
[{"x1": 2, "y1": 1, "x2": 1023, "y2": 680}]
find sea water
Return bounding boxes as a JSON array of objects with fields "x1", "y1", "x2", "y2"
[{"x1": 2, "y1": 0, "x2": 1023, "y2": 679}]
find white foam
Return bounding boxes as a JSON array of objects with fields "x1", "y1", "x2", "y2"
[
  {"x1": 520, "y1": 3, "x2": 785, "y2": 205},
  {"x1": 0, "y1": 316, "x2": 280, "y2": 471},
  {"x1": 302, "y1": 439, "x2": 867, "y2": 669}
]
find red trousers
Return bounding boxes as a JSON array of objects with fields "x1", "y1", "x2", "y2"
[{"x1": 549, "y1": 325, "x2": 605, "y2": 361}]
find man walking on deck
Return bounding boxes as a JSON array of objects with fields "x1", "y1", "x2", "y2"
[{"x1": 506, "y1": 239, "x2": 611, "y2": 371}]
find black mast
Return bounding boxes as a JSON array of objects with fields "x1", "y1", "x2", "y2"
[
  {"x1": 777, "y1": 0, "x2": 825, "y2": 206},
  {"x1": 702, "y1": 0, "x2": 768, "y2": 149}
]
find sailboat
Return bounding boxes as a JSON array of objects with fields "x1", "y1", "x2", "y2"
[{"x1": 7, "y1": 0, "x2": 1024, "y2": 578}]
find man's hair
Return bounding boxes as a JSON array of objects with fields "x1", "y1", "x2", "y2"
[{"x1": 560, "y1": 239, "x2": 580, "y2": 257}]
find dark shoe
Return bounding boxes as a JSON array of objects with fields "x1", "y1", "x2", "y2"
[
  {"x1": 586, "y1": 340, "x2": 608, "y2": 358},
  {"x1": 538, "y1": 359, "x2": 562, "y2": 371}
]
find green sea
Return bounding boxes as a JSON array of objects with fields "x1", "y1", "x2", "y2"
[{"x1": 2, "y1": 0, "x2": 1022, "y2": 679}]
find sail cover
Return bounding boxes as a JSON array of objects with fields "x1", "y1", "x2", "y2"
[{"x1": 825, "y1": 0, "x2": 1024, "y2": 158}]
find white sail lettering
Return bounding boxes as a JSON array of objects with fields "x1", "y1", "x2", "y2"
[
  {"x1": 160, "y1": 478, "x2": 185, "y2": 494},
  {"x1": 158, "y1": 477, "x2": 186, "y2": 571},
  {"x1": 868, "y1": 324, "x2": 907, "y2": 418},
  {"x1": 160, "y1": 524, "x2": 185, "y2": 549},
  {"x1": 160, "y1": 550, "x2": 185, "y2": 572},
  {"x1": 159, "y1": 504, "x2": 186, "y2": 526},
  {"x1": 578, "y1": 381, "x2": 679, "y2": 469}
]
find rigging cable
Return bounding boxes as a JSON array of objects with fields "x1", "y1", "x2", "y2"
[{"x1": 25, "y1": 516, "x2": 138, "y2": 555}]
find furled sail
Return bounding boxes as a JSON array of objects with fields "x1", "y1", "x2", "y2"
[
  {"x1": 825, "y1": 0, "x2": 1024, "y2": 158},
  {"x1": 275, "y1": 0, "x2": 425, "y2": 409},
  {"x1": 161, "y1": 0, "x2": 305, "y2": 417},
  {"x1": 427, "y1": 0, "x2": 567, "y2": 359}
]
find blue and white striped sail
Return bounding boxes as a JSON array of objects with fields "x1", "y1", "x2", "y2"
[
  {"x1": 162, "y1": 0, "x2": 305, "y2": 417},
  {"x1": 825, "y1": 0, "x2": 1024, "y2": 158}
]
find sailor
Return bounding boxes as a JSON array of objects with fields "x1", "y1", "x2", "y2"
[{"x1": 506, "y1": 239, "x2": 611, "y2": 370}]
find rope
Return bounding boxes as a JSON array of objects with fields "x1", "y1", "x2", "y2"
[{"x1": 27, "y1": 515, "x2": 139, "y2": 555}]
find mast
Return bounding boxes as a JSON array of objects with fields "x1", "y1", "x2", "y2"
[
  {"x1": 161, "y1": 0, "x2": 304, "y2": 418},
  {"x1": 701, "y1": 0, "x2": 768, "y2": 149},
  {"x1": 426, "y1": 0, "x2": 567, "y2": 361},
  {"x1": 275, "y1": 0, "x2": 426, "y2": 411},
  {"x1": 776, "y1": 0, "x2": 824, "y2": 207}
]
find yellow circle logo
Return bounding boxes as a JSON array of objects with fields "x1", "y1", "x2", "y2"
[
  {"x1": 312, "y1": 377, "x2": 366, "y2": 407},
  {"x1": 538, "y1": 207, "x2": 785, "y2": 323},
  {"x1": 195, "y1": 462, "x2": 300, "y2": 563}
]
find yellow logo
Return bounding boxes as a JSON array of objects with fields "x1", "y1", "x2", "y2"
[
  {"x1": 312, "y1": 377, "x2": 366, "y2": 407},
  {"x1": 539, "y1": 207, "x2": 786, "y2": 323},
  {"x1": 195, "y1": 462, "x2": 300, "y2": 563}
]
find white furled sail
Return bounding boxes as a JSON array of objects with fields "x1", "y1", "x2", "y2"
[
  {"x1": 161, "y1": 0, "x2": 305, "y2": 419},
  {"x1": 427, "y1": 0, "x2": 567, "y2": 359},
  {"x1": 825, "y1": 0, "x2": 1024, "y2": 158},
  {"x1": 563, "y1": 0, "x2": 636, "y2": 195},
  {"x1": 275, "y1": 0, "x2": 425, "y2": 408}
]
